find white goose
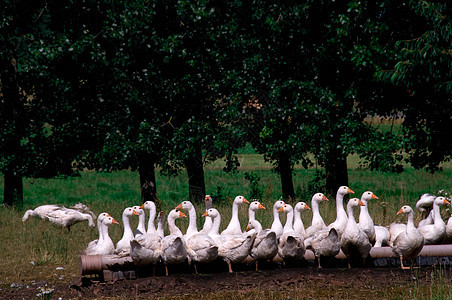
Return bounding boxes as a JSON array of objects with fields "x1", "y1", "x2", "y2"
[
  {"x1": 203, "y1": 208, "x2": 257, "y2": 273},
  {"x1": 22, "y1": 204, "x2": 62, "y2": 222},
  {"x1": 391, "y1": 205, "x2": 424, "y2": 269},
  {"x1": 248, "y1": 200, "x2": 266, "y2": 223},
  {"x1": 200, "y1": 195, "x2": 213, "y2": 234},
  {"x1": 85, "y1": 212, "x2": 110, "y2": 251},
  {"x1": 176, "y1": 201, "x2": 218, "y2": 274},
  {"x1": 341, "y1": 198, "x2": 371, "y2": 268},
  {"x1": 305, "y1": 193, "x2": 329, "y2": 238},
  {"x1": 308, "y1": 228, "x2": 341, "y2": 269},
  {"x1": 141, "y1": 201, "x2": 157, "y2": 235},
  {"x1": 115, "y1": 207, "x2": 139, "y2": 256},
  {"x1": 84, "y1": 216, "x2": 118, "y2": 255},
  {"x1": 328, "y1": 186, "x2": 355, "y2": 239},
  {"x1": 46, "y1": 208, "x2": 96, "y2": 232},
  {"x1": 160, "y1": 209, "x2": 188, "y2": 276},
  {"x1": 417, "y1": 196, "x2": 449, "y2": 244},
  {"x1": 130, "y1": 230, "x2": 162, "y2": 276},
  {"x1": 416, "y1": 193, "x2": 436, "y2": 227},
  {"x1": 358, "y1": 191, "x2": 379, "y2": 244},
  {"x1": 271, "y1": 200, "x2": 285, "y2": 239},
  {"x1": 221, "y1": 195, "x2": 249, "y2": 235},
  {"x1": 277, "y1": 204, "x2": 305, "y2": 265},
  {"x1": 246, "y1": 219, "x2": 278, "y2": 271},
  {"x1": 132, "y1": 205, "x2": 147, "y2": 236},
  {"x1": 293, "y1": 202, "x2": 310, "y2": 238}
]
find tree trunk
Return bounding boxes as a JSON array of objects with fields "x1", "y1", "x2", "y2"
[
  {"x1": 279, "y1": 151, "x2": 295, "y2": 201},
  {"x1": 185, "y1": 144, "x2": 205, "y2": 203},
  {"x1": 138, "y1": 154, "x2": 157, "y2": 203},
  {"x1": 325, "y1": 147, "x2": 348, "y2": 198},
  {"x1": 1, "y1": 54, "x2": 24, "y2": 206}
]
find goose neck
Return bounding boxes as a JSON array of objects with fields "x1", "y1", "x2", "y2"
[
  {"x1": 283, "y1": 211, "x2": 294, "y2": 233},
  {"x1": 168, "y1": 215, "x2": 183, "y2": 237},
  {"x1": 209, "y1": 214, "x2": 221, "y2": 236},
  {"x1": 186, "y1": 207, "x2": 198, "y2": 235},
  {"x1": 248, "y1": 209, "x2": 256, "y2": 222},
  {"x1": 122, "y1": 214, "x2": 133, "y2": 237},
  {"x1": 147, "y1": 209, "x2": 157, "y2": 233}
]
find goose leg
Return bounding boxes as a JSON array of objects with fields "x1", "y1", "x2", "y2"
[
  {"x1": 152, "y1": 264, "x2": 156, "y2": 277},
  {"x1": 165, "y1": 264, "x2": 169, "y2": 276},
  {"x1": 399, "y1": 256, "x2": 410, "y2": 270},
  {"x1": 227, "y1": 261, "x2": 233, "y2": 273},
  {"x1": 255, "y1": 260, "x2": 259, "y2": 271},
  {"x1": 193, "y1": 262, "x2": 198, "y2": 275},
  {"x1": 317, "y1": 256, "x2": 322, "y2": 269}
]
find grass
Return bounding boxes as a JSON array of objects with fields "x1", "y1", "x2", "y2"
[{"x1": 0, "y1": 153, "x2": 452, "y2": 298}]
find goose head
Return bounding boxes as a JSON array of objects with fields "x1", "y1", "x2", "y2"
[
  {"x1": 361, "y1": 191, "x2": 379, "y2": 202},
  {"x1": 233, "y1": 195, "x2": 249, "y2": 206},
  {"x1": 246, "y1": 219, "x2": 262, "y2": 232},
  {"x1": 249, "y1": 201, "x2": 266, "y2": 212},
  {"x1": 312, "y1": 193, "x2": 329, "y2": 203},
  {"x1": 103, "y1": 216, "x2": 119, "y2": 226},
  {"x1": 176, "y1": 200, "x2": 194, "y2": 211},
  {"x1": 169, "y1": 209, "x2": 187, "y2": 220},
  {"x1": 278, "y1": 203, "x2": 294, "y2": 214},
  {"x1": 397, "y1": 205, "x2": 413, "y2": 216},
  {"x1": 273, "y1": 200, "x2": 285, "y2": 211},
  {"x1": 132, "y1": 206, "x2": 145, "y2": 217},
  {"x1": 123, "y1": 207, "x2": 139, "y2": 217},
  {"x1": 202, "y1": 208, "x2": 220, "y2": 219},
  {"x1": 140, "y1": 201, "x2": 156, "y2": 212},
  {"x1": 347, "y1": 198, "x2": 365, "y2": 209},
  {"x1": 295, "y1": 202, "x2": 311, "y2": 212},
  {"x1": 338, "y1": 186, "x2": 355, "y2": 196},
  {"x1": 434, "y1": 196, "x2": 450, "y2": 206},
  {"x1": 204, "y1": 195, "x2": 213, "y2": 209}
]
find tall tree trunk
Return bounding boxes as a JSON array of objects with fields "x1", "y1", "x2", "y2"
[
  {"x1": 138, "y1": 154, "x2": 157, "y2": 203},
  {"x1": 185, "y1": 144, "x2": 205, "y2": 203},
  {"x1": 2, "y1": 54, "x2": 24, "y2": 206},
  {"x1": 279, "y1": 151, "x2": 295, "y2": 201},
  {"x1": 325, "y1": 147, "x2": 348, "y2": 198}
]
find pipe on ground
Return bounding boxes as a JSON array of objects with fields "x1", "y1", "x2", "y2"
[{"x1": 79, "y1": 245, "x2": 452, "y2": 275}]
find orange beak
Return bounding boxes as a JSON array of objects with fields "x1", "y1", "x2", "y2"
[
  {"x1": 258, "y1": 203, "x2": 266, "y2": 210},
  {"x1": 278, "y1": 207, "x2": 284, "y2": 212},
  {"x1": 348, "y1": 188, "x2": 355, "y2": 194},
  {"x1": 246, "y1": 226, "x2": 251, "y2": 232},
  {"x1": 132, "y1": 210, "x2": 139, "y2": 216},
  {"x1": 139, "y1": 204, "x2": 145, "y2": 209},
  {"x1": 371, "y1": 194, "x2": 379, "y2": 200},
  {"x1": 202, "y1": 211, "x2": 209, "y2": 217},
  {"x1": 305, "y1": 204, "x2": 311, "y2": 210},
  {"x1": 243, "y1": 198, "x2": 249, "y2": 204},
  {"x1": 358, "y1": 200, "x2": 365, "y2": 206},
  {"x1": 444, "y1": 199, "x2": 451, "y2": 205},
  {"x1": 397, "y1": 208, "x2": 403, "y2": 215},
  {"x1": 176, "y1": 203, "x2": 182, "y2": 209},
  {"x1": 179, "y1": 211, "x2": 187, "y2": 218},
  {"x1": 322, "y1": 195, "x2": 329, "y2": 201},
  {"x1": 112, "y1": 218, "x2": 119, "y2": 224}
]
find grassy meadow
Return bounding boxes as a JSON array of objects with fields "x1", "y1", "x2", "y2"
[{"x1": 0, "y1": 151, "x2": 452, "y2": 298}]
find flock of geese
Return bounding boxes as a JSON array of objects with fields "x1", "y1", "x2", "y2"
[{"x1": 22, "y1": 186, "x2": 452, "y2": 274}]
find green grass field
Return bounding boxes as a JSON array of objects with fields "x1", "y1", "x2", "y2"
[{"x1": 0, "y1": 152, "x2": 451, "y2": 298}]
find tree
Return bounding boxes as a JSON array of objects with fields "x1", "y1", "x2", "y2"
[
  {"x1": 377, "y1": 0, "x2": 452, "y2": 171},
  {"x1": 1, "y1": 0, "x2": 106, "y2": 206}
]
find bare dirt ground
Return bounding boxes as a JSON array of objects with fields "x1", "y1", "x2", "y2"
[{"x1": 2, "y1": 260, "x2": 441, "y2": 299}]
